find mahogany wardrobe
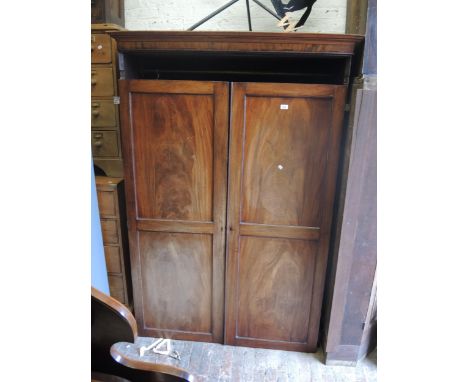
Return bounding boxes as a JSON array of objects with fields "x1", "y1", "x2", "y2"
[{"x1": 111, "y1": 31, "x2": 363, "y2": 352}]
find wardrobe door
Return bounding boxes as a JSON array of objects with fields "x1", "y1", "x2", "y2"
[
  {"x1": 119, "y1": 80, "x2": 229, "y2": 343},
  {"x1": 225, "y1": 82, "x2": 346, "y2": 352}
]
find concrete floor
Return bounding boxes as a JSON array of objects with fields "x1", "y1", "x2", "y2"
[{"x1": 115, "y1": 336, "x2": 377, "y2": 381}]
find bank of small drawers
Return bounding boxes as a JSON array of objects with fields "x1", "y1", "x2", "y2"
[
  {"x1": 96, "y1": 176, "x2": 132, "y2": 307},
  {"x1": 92, "y1": 25, "x2": 124, "y2": 177}
]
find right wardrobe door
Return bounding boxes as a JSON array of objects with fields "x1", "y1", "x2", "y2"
[{"x1": 225, "y1": 82, "x2": 347, "y2": 352}]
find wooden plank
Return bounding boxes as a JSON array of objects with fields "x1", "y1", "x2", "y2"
[
  {"x1": 324, "y1": 88, "x2": 377, "y2": 364},
  {"x1": 136, "y1": 220, "x2": 214, "y2": 234},
  {"x1": 128, "y1": 79, "x2": 215, "y2": 94},
  {"x1": 240, "y1": 223, "x2": 320, "y2": 241}
]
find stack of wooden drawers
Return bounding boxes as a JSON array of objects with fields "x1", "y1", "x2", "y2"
[
  {"x1": 91, "y1": 23, "x2": 124, "y2": 177},
  {"x1": 95, "y1": 176, "x2": 132, "y2": 308}
]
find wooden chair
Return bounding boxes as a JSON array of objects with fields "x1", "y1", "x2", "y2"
[{"x1": 91, "y1": 287, "x2": 194, "y2": 382}]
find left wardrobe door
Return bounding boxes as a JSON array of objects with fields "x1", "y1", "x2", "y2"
[{"x1": 119, "y1": 80, "x2": 229, "y2": 343}]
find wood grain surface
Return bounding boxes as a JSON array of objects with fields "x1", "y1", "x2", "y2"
[
  {"x1": 241, "y1": 95, "x2": 331, "y2": 227},
  {"x1": 225, "y1": 82, "x2": 346, "y2": 352},
  {"x1": 130, "y1": 92, "x2": 213, "y2": 221},
  {"x1": 119, "y1": 80, "x2": 229, "y2": 343},
  {"x1": 138, "y1": 231, "x2": 213, "y2": 335},
  {"x1": 237, "y1": 237, "x2": 318, "y2": 343}
]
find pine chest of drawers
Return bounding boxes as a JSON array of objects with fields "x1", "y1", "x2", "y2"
[{"x1": 91, "y1": 23, "x2": 124, "y2": 177}]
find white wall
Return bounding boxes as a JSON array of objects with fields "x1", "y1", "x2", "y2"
[{"x1": 125, "y1": 0, "x2": 346, "y2": 33}]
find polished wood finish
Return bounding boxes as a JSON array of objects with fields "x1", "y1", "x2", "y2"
[
  {"x1": 96, "y1": 177, "x2": 133, "y2": 308},
  {"x1": 92, "y1": 24, "x2": 124, "y2": 177},
  {"x1": 225, "y1": 82, "x2": 346, "y2": 352},
  {"x1": 138, "y1": 231, "x2": 213, "y2": 336},
  {"x1": 114, "y1": 32, "x2": 364, "y2": 353},
  {"x1": 92, "y1": 287, "x2": 136, "y2": 378},
  {"x1": 92, "y1": 287, "x2": 192, "y2": 382},
  {"x1": 120, "y1": 80, "x2": 229, "y2": 343},
  {"x1": 111, "y1": 31, "x2": 363, "y2": 55}
]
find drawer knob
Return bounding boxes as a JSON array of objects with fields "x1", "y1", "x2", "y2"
[
  {"x1": 92, "y1": 110, "x2": 100, "y2": 117},
  {"x1": 92, "y1": 102, "x2": 100, "y2": 108},
  {"x1": 91, "y1": 78, "x2": 97, "y2": 85},
  {"x1": 94, "y1": 140, "x2": 103, "y2": 147}
]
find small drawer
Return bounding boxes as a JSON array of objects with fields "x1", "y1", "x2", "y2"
[
  {"x1": 91, "y1": 100, "x2": 117, "y2": 128},
  {"x1": 91, "y1": 34, "x2": 112, "y2": 64},
  {"x1": 101, "y1": 219, "x2": 120, "y2": 245},
  {"x1": 97, "y1": 189, "x2": 118, "y2": 218},
  {"x1": 108, "y1": 275, "x2": 125, "y2": 303},
  {"x1": 92, "y1": 131, "x2": 119, "y2": 158},
  {"x1": 104, "y1": 246, "x2": 122, "y2": 273},
  {"x1": 91, "y1": 67, "x2": 114, "y2": 97}
]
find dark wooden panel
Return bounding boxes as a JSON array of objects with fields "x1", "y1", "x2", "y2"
[
  {"x1": 110, "y1": 31, "x2": 363, "y2": 56},
  {"x1": 138, "y1": 231, "x2": 213, "y2": 335},
  {"x1": 237, "y1": 236, "x2": 317, "y2": 343},
  {"x1": 225, "y1": 82, "x2": 346, "y2": 352},
  {"x1": 120, "y1": 80, "x2": 229, "y2": 343},
  {"x1": 242, "y1": 95, "x2": 332, "y2": 227},
  {"x1": 130, "y1": 92, "x2": 213, "y2": 221}
]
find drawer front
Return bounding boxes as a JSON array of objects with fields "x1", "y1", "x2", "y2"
[
  {"x1": 91, "y1": 33, "x2": 112, "y2": 64},
  {"x1": 93, "y1": 158, "x2": 124, "y2": 178},
  {"x1": 91, "y1": 100, "x2": 117, "y2": 128},
  {"x1": 92, "y1": 131, "x2": 119, "y2": 158},
  {"x1": 97, "y1": 189, "x2": 118, "y2": 218},
  {"x1": 101, "y1": 219, "x2": 120, "y2": 245},
  {"x1": 108, "y1": 274, "x2": 125, "y2": 303},
  {"x1": 104, "y1": 246, "x2": 122, "y2": 273},
  {"x1": 91, "y1": 67, "x2": 114, "y2": 96}
]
